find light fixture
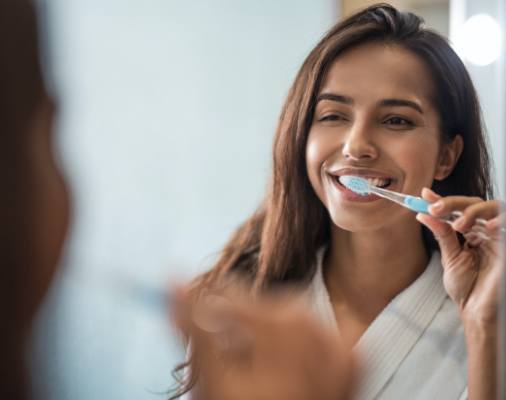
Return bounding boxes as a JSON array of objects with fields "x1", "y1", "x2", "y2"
[{"x1": 454, "y1": 14, "x2": 503, "y2": 66}]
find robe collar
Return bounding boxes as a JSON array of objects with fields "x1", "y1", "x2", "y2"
[{"x1": 305, "y1": 249, "x2": 447, "y2": 400}]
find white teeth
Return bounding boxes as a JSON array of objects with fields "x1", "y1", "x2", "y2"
[
  {"x1": 336, "y1": 175, "x2": 390, "y2": 188},
  {"x1": 366, "y1": 177, "x2": 389, "y2": 187}
]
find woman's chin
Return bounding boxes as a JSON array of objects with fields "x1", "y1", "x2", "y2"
[
  {"x1": 326, "y1": 204, "x2": 394, "y2": 233},
  {"x1": 327, "y1": 202, "x2": 417, "y2": 234},
  {"x1": 331, "y1": 222, "x2": 380, "y2": 233}
]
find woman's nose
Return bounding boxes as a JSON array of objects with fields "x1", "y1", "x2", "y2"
[{"x1": 341, "y1": 124, "x2": 378, "y2": 161}]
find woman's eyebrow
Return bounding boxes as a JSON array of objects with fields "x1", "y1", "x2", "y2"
[
  {"x1": 316, "y1": 94, "x2": 424, "y2": 115},
  {"x1": 316, "y1": 93, "x2": 354, "y2": 105},
  {"x1": 378, "y1": 98, "x2": 424, "y2": 114}
]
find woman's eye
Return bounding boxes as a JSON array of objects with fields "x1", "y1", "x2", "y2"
[
  {"x1": 318, "y1": 114, "x2": 345, "y2": 122},
  {"x1": 384, "y1": 116, "x2": 414, "y2": 126}
]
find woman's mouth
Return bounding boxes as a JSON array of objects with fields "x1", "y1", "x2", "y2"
[
  {"x1": 337, "y1": 176, "x2": 393, "y2": 189},
  {"x1": 327, "y1": 172, "x2": 396, "y2": 202}
]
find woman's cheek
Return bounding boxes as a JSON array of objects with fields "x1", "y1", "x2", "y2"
[
  {"x1": 392, "y1": 137, "x2": 440, "y2": 191},
  {"x1": 305, "y1": 131, "x2": 331, "y2": 202}
]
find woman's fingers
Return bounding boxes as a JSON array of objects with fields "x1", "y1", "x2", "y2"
[
  {"x1": 170, "y1": 289, "x2": 229, "y2": 398},
  {"x1": 486, "y1": 212, "x2": 506, "y2": 231},
  {"x1": 416, "y1": 213, "x2": 461, "y2": 265},
  {"x1": 423, "y1": 188, "x2": 504, "y2": 237},
  {"x1": 421, "y1": 187, "x2": 441, "y2": 202},
  {"x1": 174, "y1": 290, "x2": 273, "y2": 400},
  {"x1": 427, "y1": 195, "x2": 482, "y2": 218},
  {"x1": 173, "y1": 286, "x2": 355, "y2": 398},
  {"x1": 451, "y1": 200, "x2": 503, "y2": 232},
  {"x1": 417, "y1": 188, "x2": 463, "y2": 262},
  {"x1": 170, "y1": 286, "x2": 196, "y2": 336}
]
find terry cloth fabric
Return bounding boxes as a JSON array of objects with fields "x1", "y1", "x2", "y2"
[{"x1": 304, "y1": 249, "x2": 468, "y2": 400}]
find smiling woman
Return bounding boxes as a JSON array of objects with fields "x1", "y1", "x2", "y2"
[{"x1": 171, "y1": 4, "x2": 503, "y2": 400}]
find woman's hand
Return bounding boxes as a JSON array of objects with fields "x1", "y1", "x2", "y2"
[
  {"x1": 416, "y1": 187, "x2": 504, "y2": 328},
  {"x1": 416, "y1": 188, "x2": 504, "y2": 400},
  {"x1": 172, "y1": 286, "x2": 355, "y2": 400}
]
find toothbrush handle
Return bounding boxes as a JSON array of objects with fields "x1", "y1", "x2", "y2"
[
  {"x1": 372, "y1": 187, "x2": 505, "y2": 236},
  {"x1": 404, "y1": 196, "x2": 505, "y2": 237},
  {"x1": 440, "y1": 210, "x2": 488, "y2": 228},
  {"x1": 438, "y1": 210, "x2": 506, "y2": 242}
]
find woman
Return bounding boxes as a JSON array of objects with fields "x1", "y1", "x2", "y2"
[
  {"x1": 0, "y1": 1, "x2": 70, "y2": 399},
  {"x1": 172, "y1": 3, "x2": 504, "y2": 400}
]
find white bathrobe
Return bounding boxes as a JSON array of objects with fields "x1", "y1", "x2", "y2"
[{"x1": 304, "y1": 249, "x2": 468, "y2": 400}]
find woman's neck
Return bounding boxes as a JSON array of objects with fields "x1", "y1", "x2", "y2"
[{"x1": 323, "y1": 218, "x2": 429, "y2": 342}]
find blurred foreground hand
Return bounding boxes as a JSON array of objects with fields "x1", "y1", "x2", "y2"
[{"x1": 172, "y1": 285, "x2": 355, "y2": 400}]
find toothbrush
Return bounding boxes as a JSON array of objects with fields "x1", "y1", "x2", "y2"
[
  {"x1": 118, "y1": 278, "x2": 230, "y2": 333},
  {"x1": 124, "y1": 279, "x2": 171, "y2": 312},
  {"x1": 339, "y1": 175, "x2": 503, "y2": 237}
]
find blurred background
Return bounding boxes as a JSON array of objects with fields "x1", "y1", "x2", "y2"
[{"x1": 30, "y1": 0, "x2": 505, "y2": 399}]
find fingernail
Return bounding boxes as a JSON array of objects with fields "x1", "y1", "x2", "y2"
[
  {"x1": 452, "y1": 216, "x2": 465, "y2": 230},
  {"x1": 485, "y1": 220, "x2": 497, "y2": 230},
  {"x1": 429, "y1": 201, "x2": 443, "y2": 212},
  {"x1": 193, "y1": 295, "x2": 233, "y2": 333}
]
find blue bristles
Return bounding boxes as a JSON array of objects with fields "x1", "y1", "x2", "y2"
[{"x1": 339, "y1": 175, "x2": 371, "y2": 195}]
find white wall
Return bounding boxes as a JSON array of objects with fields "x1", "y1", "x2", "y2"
[{"x1": 31, "y1": 1, "x2": 337, "y2": 399}]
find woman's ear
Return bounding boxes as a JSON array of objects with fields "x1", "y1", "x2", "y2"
[{"x1": 434, "y1": 135, "x2": 463, "y2": 180}]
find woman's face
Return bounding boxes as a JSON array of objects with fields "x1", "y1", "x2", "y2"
[{"x1": 306, "y1": 42, "x2": 461, "y2": 232}]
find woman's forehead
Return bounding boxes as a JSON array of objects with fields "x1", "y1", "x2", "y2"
[{"x1": 320, "y1": 42, "x2": 435, "y2": 106}]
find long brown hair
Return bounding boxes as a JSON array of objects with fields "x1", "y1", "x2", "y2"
[
  {"x1": 0, "y1": 1, "x2": 47, "y2": 399},
  {"x1": 170, "y1": 3, "x2": 493, "y2": 397}
]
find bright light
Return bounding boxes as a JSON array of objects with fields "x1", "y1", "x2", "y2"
[{"x1": 454, "y1": 14, "x2": 503, "y2": 66}]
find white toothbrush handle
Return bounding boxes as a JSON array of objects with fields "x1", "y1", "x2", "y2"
[
  {"x1": 439, "y1": 210, "x2": 487, "y2": 227},
  {"x1": 369, "y1": 185, "x2": 505, "y2": 238},
  {"x1": 439, "y1": 210, "x2": 506, "y2": 241}
]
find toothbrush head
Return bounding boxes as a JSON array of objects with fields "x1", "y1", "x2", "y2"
[{"x1": 339, "y1": 175, "x2": 371, "y2": 195}]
